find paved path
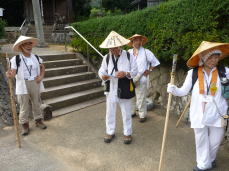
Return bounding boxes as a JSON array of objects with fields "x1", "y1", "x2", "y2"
[
  {"x1": 0, "y1": 103, "x2": 229, "y2": 171},
  {"x1": 0, "y1": 44, "x2": 73, "y2": 56}
]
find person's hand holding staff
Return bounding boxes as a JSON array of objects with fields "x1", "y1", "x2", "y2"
[
  {"x1": 5, "y1": 53, "x2": 21, "y2": 148},
  {"x1": 158, "y1": 54, "x2": 178, "y2": 171}
]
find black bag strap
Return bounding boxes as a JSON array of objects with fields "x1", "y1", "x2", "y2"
[
  {"x1": 106, "y1": 53, "x2": 110, "y2": 66},
  {"x1": 217, "y1": 65, "x2": 226, "y2": 78},
  {"x1": 35, "y1": 54, "x2": 41, "y2": 64},
  {"x1": 15, "y1": 55, "x2": 21, "y2": 74},
  {"x1": 191, "y1": 67, "x2": 198, "y2": 91}
]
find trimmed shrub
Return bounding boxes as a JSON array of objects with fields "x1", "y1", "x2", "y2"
[
  {"x1": 71, "y1": 0, "x2": 229, "y2": 65},
  {"x1": 0, "y1": 19, "x2": 6, "y2": 38}
]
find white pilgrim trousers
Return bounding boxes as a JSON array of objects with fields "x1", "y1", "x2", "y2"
[
  {"x1": 194, "y1": 126, "x2": 224, "y2": 170},
  {"x1": 131, "y1": 83, "x2": 147, "y2": 118},
  {"x1": 106, "y1": 96, "x2": 132, "y2": 136}
]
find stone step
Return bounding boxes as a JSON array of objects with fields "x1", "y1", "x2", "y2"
[
  {"x1": 41, "y1": 79, "x2": 102, "y2": 99},
  {"x1": 52, "y1": 96, "x2": 105, "y2": 117},
  {"x1": 43, "y1": 87, "x2": 104, "y2": 110},
  {"x1": 45, "y1": 65, "x2": 88, "y2": 77},
  {"x1": 41, "y1": 54, "x2": 76, "y2": 61},
  {"x1": 26, "y1": 33, "x2": 52, "y2": 38},
  {"x1": 43, "y1": 72, "x2": 96, "y2": 88},
  {"x1": 43, "y1": 59, "x2": 83, "y2": 68}
]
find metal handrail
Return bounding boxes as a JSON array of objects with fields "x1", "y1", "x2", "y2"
[
  {"x1": 64, "y1": 26, "x2": 104, "y2": 58},
  {"x1": 19, "y1": 19, "x2": 27, "y2": 31}
]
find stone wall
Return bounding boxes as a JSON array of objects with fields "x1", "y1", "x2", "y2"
[
  {"x1": 0, "y1": 56, "x2": 13, "y2": 125},
  {"x1": 148, "y1": 65, "x2": 190, "y2": 120}
]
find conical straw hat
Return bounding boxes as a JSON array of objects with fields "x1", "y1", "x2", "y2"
[
  {"x1": 127, "y1": 34, "x2": 148, "y2": 47},
  {"x1": 99, "y1": 31, "x2": 130, "y2": 48},
  {"x1": 187, "y1": 41, "x2": 229, "y2": 67},
  {"x1": 13, "y1": 35, "x2": 38, "y2": 52}
]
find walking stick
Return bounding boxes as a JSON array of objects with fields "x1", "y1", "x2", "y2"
[
  {"x1": 176, "y1": 98, "x2": 191, "y2": 128},
  {"x1": 158, "y1": 54, "x2": 178, "y2": 171},
  {"x1": 6, "y1": 53, "x2": 21, "y2": 148}
]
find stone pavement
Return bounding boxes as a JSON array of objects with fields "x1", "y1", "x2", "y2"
[{"x1": 0, "y1": 102, "x2": 228, "y2": 171}]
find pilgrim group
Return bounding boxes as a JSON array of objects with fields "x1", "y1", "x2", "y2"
[{"x1": 6, "y1": 31, "x2": 229, "y2": 171}]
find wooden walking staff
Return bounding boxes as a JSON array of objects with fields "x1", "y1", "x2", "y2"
[
  {"x1": 176, "y1": 98, "x2": 191, "y2": 128},
  {"x1": 158, "y1": 54, "x2": 178, "y2": 171},
  {"x1": 5, "y1": 53, "x2": 21, "y2": 148}
]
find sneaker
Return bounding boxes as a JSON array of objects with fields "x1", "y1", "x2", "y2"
[
  {"x1": 212, "y1": 160, "x2": 216, "y2": 168},
  {"x1": 35, "y1": 119, "x2": 47, "y2": 129},
  {"x1": 139, "y1": 117, "x2": 146, "y2": 123},
  {"x1": 21, "y1": 123, "x2": 29, "y2": 136},
  {"x1": 104, "y1": 134, "x2": 115, "y2": 143},
  {"x1": 131, "y1": 113, "x2": 137, "y2": 117},
  {"x1": 123, "y1": 135, "x2": 132, "y2": 144},
  {"x1": 193, "y1": 166, "x2": 208, "y2": 171}
]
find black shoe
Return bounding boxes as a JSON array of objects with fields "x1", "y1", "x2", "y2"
[
  {"x1": 131, "y1": 113, "x2": 137, "y2": 117},
  {"x1": 212, "y1": 160, "x2": 216, "y2": 168},
  {"x1": 21, "y1": 123, "x2": 30, "y2": 136},
  {"x1": 104, "y1": 134, "x2": 115, "y2": 143},
  {"x1": 123, "y1": 135, "x2": 132, "y2": 144},
  {"x1": 193, "y1": 166, "x2": 208, "y2": 171},
  {"x1": 139, "y1": 117, "x2": 146, "y2": 123}
]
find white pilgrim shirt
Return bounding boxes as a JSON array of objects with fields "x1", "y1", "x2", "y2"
[
  {"x1": 10, "y1": 53, "x2": 45, "y2": 95},
  {"x1": 128, "y1": 47, "x2": 160, "y2": 84},
  {"x1": 98, "y1": 50, "x2": 138, "y2": 100},
  {"x1": 172, "y1": 67, "x2": 229, "y2": 128}
]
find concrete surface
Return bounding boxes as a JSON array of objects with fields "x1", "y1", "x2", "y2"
[
  {"x1": 0, "y1": 44, "x2": 73, "y2": 56},
  {"x1": 0, "y1": 103, "x2": 229, "y2": 171}
]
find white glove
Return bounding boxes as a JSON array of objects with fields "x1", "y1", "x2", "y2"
[{"x1": 167, "y1": 83, "x2": 177, "y2": 94}]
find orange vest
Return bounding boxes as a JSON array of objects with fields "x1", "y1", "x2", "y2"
[{"x1": 198, "y1": 67, "x2": 218, "y2": 96}]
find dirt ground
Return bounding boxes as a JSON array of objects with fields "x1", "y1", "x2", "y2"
[{"x1": 0, "y1": 102, "x2": 229, "y2": 171}]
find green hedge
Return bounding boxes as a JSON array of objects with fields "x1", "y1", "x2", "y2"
[
  {"x1": 71, "y1": 0, "x2": 229, "y2": 65},
  {"x1": 0, "y1": 19, "x2": 6, "y2": 38}
]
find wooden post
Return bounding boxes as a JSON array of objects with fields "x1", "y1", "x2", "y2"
[
  {"x1": 158, "y1": 54, "x2": 178, "y2": 171},
  {"x1": 176, "y1": 99, "x2": 191, "y2": 128},
  {"x1": 6, "y1": 53, "x2": 21, "y2": 148}
]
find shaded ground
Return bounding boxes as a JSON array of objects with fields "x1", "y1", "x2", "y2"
[{"x1": 0, "y1": 103, "x2": 229, "y2": 171}]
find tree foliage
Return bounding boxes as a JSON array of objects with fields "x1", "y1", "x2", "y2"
[{"x1": 71, "y1": 0, "x2": 229, "y2": 65}]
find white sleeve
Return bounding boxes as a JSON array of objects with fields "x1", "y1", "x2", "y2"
[
  {"x1": 225, "y1": 67, "x2": 229, "y2": 79},
  {"x1": 172, "y1": 69, "x2": 193, "y2": 96},
  {"x1": 146, "y1": 49, "x2": 160, "y2": 67},
  {"x1": 10, "y1": 56, "x2": 17, "y2": 70},
  {"x1": 98, "y1": 54, "x2": 108, "y2": 80}
]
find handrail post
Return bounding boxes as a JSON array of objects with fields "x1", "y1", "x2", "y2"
[{"x1": 64, "y1": 28, "x2": 67, "y2": 52}]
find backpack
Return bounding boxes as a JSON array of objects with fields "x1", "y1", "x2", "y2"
[
  {"x1": 191, "y1": 65, "x2": 229, "y2": 99},
  {"x1": 15, "y1": 54, "x2": 41, "y2": 74}
]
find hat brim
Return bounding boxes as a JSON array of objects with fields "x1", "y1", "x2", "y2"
[
  {"x1": 99, "y1": 31, "x2": 130, "y2": 49},
  {"x1": 13, "y1": 38, "x2": 38, "y2": 52},
  {"x1": 187, "y1": 43, "x2": 229, "y2": 68},
  {"x1": 127, "y1": 35, "x2": 148, "y2": 47}
]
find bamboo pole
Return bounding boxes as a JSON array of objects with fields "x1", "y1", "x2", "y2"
[
  {"x1": 158, "y1": 54, "x2": 178, "y2": 171},
  {"x1": 176, "y1": 99, "x2": 191, "y2": 128},
  {"x1": 6, "y1": 53, "x2": 21, "y2": 148}
]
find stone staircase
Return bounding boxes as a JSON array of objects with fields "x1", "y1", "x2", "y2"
[{"x1": 41, "y1": 53, "x2": 105, "y2": 117}]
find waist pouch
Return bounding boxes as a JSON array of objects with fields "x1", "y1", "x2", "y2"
[{"x1": 117, "y1": 77, "x2": 135, "y2": 99}]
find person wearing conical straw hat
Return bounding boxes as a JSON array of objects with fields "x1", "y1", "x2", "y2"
[
  {"x1": 127, "y1": 34, "x2": 160, "y2": 122},
  {"x1": 167, "y1": 41, "x2": 229, "y2": 171},
  {"x1": 6, "y1": 35, "x2": 47, "y2": 136},
  {"x1": 98, "y1": 31, "x2": 138, "y2": 144}
]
